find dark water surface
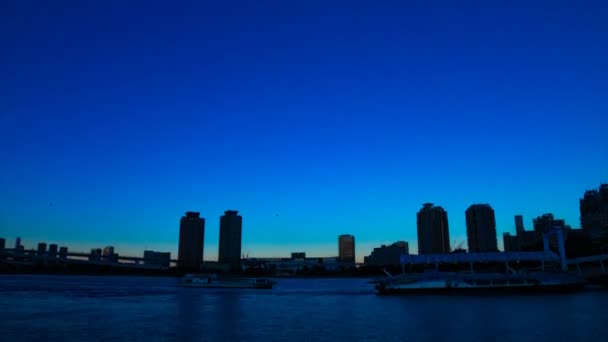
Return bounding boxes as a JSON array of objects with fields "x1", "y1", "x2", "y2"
[{"x1": 1, "y1": 275, "x2": 607, "y2": 341}]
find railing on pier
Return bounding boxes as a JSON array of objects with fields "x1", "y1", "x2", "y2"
[{"x1": 567, "y1": 254, "x2": 608, "y2": 275}]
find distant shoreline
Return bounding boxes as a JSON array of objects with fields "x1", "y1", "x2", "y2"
[{"x1": 0, "y1": 269, "x2": 379, "y2": 279}]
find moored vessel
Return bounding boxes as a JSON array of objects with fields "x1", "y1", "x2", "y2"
[
  {"x1": 376, "y1": 227, "x2": 588, "y2": 295},
  {"x1": 374, "y1": 270, "x2": 586, "y2": 294},
  {"x1": 181, "y1": 274, "x2": 277, "y2": 289}
]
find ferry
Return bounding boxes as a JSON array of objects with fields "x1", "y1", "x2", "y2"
[
  {"x1": 181, "y1": 274, "x2": 277, "y2": 289},
  {"x1": 375, "y1": 228, "x2": 589, "y2": 294},
  {"x1": 374, "y1": 270, "x2": 586, "y2": 295}
]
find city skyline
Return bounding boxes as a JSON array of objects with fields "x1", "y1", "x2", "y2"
[
  {"x1": 4, "y1": 183, "x2": 604, "y2": 263},
  {"x1": 1, "y1": 1, "x2": 607, "y2": 262}
]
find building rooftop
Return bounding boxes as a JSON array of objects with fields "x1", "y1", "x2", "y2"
[
  {"x1": 420, "y1": 203, "x2": 445, "y2": 211},
  {"x1": 467, "y1": 203, "x2": 492, "y2": 209},
  {"x1": 185, "y1": 211, "x2": 200, "y2": 218}
]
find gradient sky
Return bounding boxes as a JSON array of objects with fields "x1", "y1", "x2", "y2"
[{"x1": 1, "y1": 1, "x2": 607, "y2": 261}]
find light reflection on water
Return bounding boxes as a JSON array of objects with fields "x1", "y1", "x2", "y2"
[{"x1": 1, "y1": 275, "x2": 608, "y2": 341}]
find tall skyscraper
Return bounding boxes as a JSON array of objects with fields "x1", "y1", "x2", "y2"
[
  {"x1": 178, "y1": 211, "x2": 205, "y2": 271},
  {"x1": 417, "y1": 203, "x2": 450, "y2": 254},
  {"x1": 218, "y1": 210, "x2": 242, "y2": 271},
  {"x1": 515, "y1": 215, "x2": 525, "y2": 235},
  {"x1": 15, "y1": 237, "x2": 21, "y2": 249},
  {"x1": 338, "y1": 234, "x2": 356, "y2": 263},
  {"x1": 465, "y1": 204, "x2": 498, "y2": 252}
]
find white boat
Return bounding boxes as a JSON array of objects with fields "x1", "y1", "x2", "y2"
[
  {"x1": 181, "y1": 274, "x2": 277, "y2": 289},
  {"x1": 374, "y1": 271, "x2": 586, "y2": 294}
]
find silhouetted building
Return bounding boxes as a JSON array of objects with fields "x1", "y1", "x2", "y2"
[
  {"x1": 533, "y1": 213, "x2": 566, "y2": 232},
  {"x1": 417, "y1": 203, "x2": 450, "y2": 254},
  {"x1": 465, "y1": 204, "x2": 498, "y2": 252},
  {"x1": 102, "y1": 246, "x2": 117, "y2": 262},
  {"x1": 580, "y1": 183, "x2": 608, "y2": 251},
  {"x1": 59, "y1": 247, "x2": 68, "y2": 259},
  {"x1": 338, "y1": 234, "x2": 355, "y2": 263},
  {"x1": 178, "y1": 211, "x2": 205, "y2": 271},
  {"x1": 563, "y1": 227, "x2": 593, "y2": 257},
  {"x1": 103, "y1": 246, "x2": 114, "y2": 257},
  {"x1": 364, "y1": 241, "x2": 409, "y2": 266},
  {"x1": 89, "y1": 248, "x2": 102, "y2": 262},
  {"x1": 219, "y1": 210, "x2": 243, "y2": 271},
  {"x1": 506, "y1": 213, "x2": 568, "y2": 253},
  {"x1": 37, "y1": 242, "x2": 47, "y2": 256},
  {"x1": 0, "y1": 238, "x2": 5, "y2": 250},
  {"x1": 143, "y1": 250, "x2": 171, "y2": 267},
  {"x1": 515, "y1": 215, "x2": 525, "y2": 235},
  {"x1": 529, "y1": 213, "x2": 592, "y2": 256},
  {"x1": 503, "y1": 215, "x2": 542, "y2": 252},
  {"x1": 15, "y1": 237, "x2": 21, "y2": 249},
  {"x1": 48, "y1": 244, "x2": 58, "y2": 257},
  {"x1": 503, "y1": 232, "x2": 515, "y2": 252},
  {"x1": 291, "y1": 252, "x2": 306, "y2": 260}
]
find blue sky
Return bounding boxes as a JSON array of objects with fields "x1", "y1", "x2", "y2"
[{"x1": 1, "y1": 1, "x2": 607, "y2": 261}]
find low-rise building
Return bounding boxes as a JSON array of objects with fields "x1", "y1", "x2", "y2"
[
  {"x1": 37, "y1": 243, "x2": 47, "y2": 256},
  {"x1": 59, "y1": 247, "x2": 68, "y2": 259},
  {"x1": 364, "y1": 241, "x2": 409, "y2": 266},
  {"x1": 143, "y1": 250, "x2": 171, "y2": 268},
  {"x1": 291, "y1": 252, "x2": 306, "y2": 260},
  {"x1": 48, "y1": 244, "x2": 58, "y2": 257}
]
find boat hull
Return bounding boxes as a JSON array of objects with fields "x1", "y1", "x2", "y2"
[
  {"x1": 181, "y1": 274, "x2": 276, "y2": 289},
  {"x1": 182, "y1": 283, "x2": 275, "y2": 289},
  {"x1": 584, "y1": 273, "x2": 608, "y2": 287},
  {"x1": 377, "y1": 282, "x2": 586, "y2": 295},
  {"x1": 375, "y1": 272, "x2": 587, "y2": 295}
]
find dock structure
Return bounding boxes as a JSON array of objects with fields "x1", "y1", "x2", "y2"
[
  {"x1": 399, "y1": 251, "x2": 561, "y2": 273},
  {"x1": 400, "y1": 251, "x2": 560, "y2": 264},
  {"x1": 568, "y1": 254, "x2": 608, "y2": 275},
  {"x1": 400, "y1": 225, "x2": 569, "y2": 272}
]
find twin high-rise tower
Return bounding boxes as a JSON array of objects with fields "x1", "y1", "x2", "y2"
[
  {"x1": 417, "y1": 203, "x2": 498, "y2": 254},
  {"x1": 177, "y1": 210, "x2": 243, "y2": 272},
  {"x1": 417, "y1": 203, "x2": 450, "y2": 254},
  {"x1": 178, "y1": 212, "x2": 205, "y2": 271},
  {"x1": 219, "y1": 210, "x2": 243, "y2": 272},
  {"x1": 465, "y1": 204, "x2": 498, "y2": 252}
]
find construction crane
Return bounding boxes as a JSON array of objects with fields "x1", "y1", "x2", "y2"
[{"x1": 451, "y1": 240, "x2": 465, "y2": 252}]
